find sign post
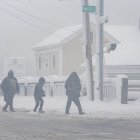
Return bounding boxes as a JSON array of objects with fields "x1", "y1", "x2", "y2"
[
  {"x1": 94, "y1": 0, "x2": 104, "y2": 101},
  {"x1": 81, "y1": 0, "x2": 94, "y2": 100}
]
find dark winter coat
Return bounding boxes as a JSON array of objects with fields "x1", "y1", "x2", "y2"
[
  {"x1": 65, "y1": 72, "x2": 81, "y2": 98},
  {"x1": 34, "y1": 83, "x2": 45, "y2": 101},
  {"x1": 1, "y1": 76, "x2": 19, "y2": 101}
]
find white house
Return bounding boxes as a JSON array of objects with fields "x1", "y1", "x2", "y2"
[
  {"x1": 81, "y1": 25, "x2": 140, "y2": 80},
  {"x1": 33, "y1": 24, "x2": 118, "y2": 77},
  {"x1": 33, "y1": 25, "x2": 83, "y2": 76},
  {"x1": 103, "y1": 25, "x2": 140, "y2": 80}
]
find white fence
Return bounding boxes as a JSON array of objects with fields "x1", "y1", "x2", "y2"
[
  {"x1": 53, "y1": 81, "x2": 66, "y2": 96},
  {"x1": 22, "y1": 82, "x2": 52, "y2": 96},
  {"x1": 103, "y1": 78, "x2": 116, "y2": 102},
  {"x1": 103, "y1": 75, "x2": 128, "y2": 103},
  {"x1": 0, "y1": 75, "x2": 128, "y2": 103}
]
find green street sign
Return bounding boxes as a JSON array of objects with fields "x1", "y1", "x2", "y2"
[{"x1": 83, "y1": 6, "x2": 96, "y2": 13}]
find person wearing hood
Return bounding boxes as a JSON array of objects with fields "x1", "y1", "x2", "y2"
[
  {"x1": 1, "y1": 70, "x2": 19, "y2": 112},
  {"x1": 33, "y1": 77, "x2": 46, "y2": 113},
  {"x1": 65, "y1": 72, "x2": 85, "y2": 115}
]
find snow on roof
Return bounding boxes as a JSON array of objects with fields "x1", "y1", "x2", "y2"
[
  {"x1": 33, "y1": 24, "x2": 82, "y2": 49},
  {"x1": 104, "y1": 25, "x2": 140, "y2": 65}
]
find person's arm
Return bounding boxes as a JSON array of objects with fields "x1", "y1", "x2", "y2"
[{"x1": 1, "y1": 78, "x2": 7, "y2": 94}]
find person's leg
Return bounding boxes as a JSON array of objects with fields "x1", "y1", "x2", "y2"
[
  {"x1": 2, "y1": 101, "x2": 9, "y2": 112},
  {"x1": 2, "y1": 95, "x2": 9, "y2": 112},
  {"x1": 39, "y1": 98, "x2": 44, "y2": 113},
  {"x1": 10, "y1": 97, "x2": 15, "y2": 112},
  {"x1": 65, "y1": 96, "x2": 72, "y2": 114},
  {"x1": 33, "y1": 99, "x2": 39, "y2": 112},
  {"x1": 73, "y1": 97, "x2": 84, "y2": 114}
]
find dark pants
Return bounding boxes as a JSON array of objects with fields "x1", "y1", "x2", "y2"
[
  {"x1": 34, "y1": 98, "x2": 44, "y2": 111},
  {"x1": 65, "y1": 96, "x2": 82, "y2": 114},
  {"x1": 3, "y1": 96, "x2": 14, "y2": 111}
]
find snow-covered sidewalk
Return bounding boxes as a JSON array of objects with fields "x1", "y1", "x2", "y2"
[{"x1": 0, "y1": 95, "x2": 140, "y2": 119}]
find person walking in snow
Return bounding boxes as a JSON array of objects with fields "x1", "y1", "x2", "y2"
[
  {"x1": 65, "y1": 72, "x2": 84, "y2": 115},
  {"x1": 33, "y1": 77, "x2": 46, "y2": 113},
  {"x1": 1, "y1": 70, "x2": 19, "y2": 112}
]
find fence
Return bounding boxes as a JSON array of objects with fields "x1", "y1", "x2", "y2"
[
  {"x1": 103, "y1": 78, "x2": 116, "y2": 102},
  {"x1": 103, "y1": 75, "x2": 128, "y2": 103},
  {"x1": 20, "y1": 82, "x2": 52, "y2": 96},
  {"x1": 53, "y1": 81, "x2": 66, "y2": 96},
  {"x1": 0, "y1": 75, "x2": 128, "y2": 103}
]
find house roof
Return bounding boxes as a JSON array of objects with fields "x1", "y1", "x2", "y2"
[
  {"x1": 33, "y1": 24, "x2": 119, "y2": 50},
  {"x1": 33, "y1": 24, "x2": 82, "y2": 49},
  {"x1": 104, "y1": 25, "x2": 140, "y2": 65}
]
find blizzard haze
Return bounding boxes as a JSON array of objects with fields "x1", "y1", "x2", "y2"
[
  {"x1": 105, "y1": 0, "x2": 140, "y2": 25},
  {"x1": 0, "y1": 0, "x2": 139, "y2": 75}
]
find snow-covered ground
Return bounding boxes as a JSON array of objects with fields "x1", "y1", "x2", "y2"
[{"x1": 0, "y1": 93, "x2": 140, "y2": 120}]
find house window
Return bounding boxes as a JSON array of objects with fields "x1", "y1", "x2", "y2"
[
  {"x1": 39, "y1": 57, "x2": 41, "y2": 70},
  {"x1": 53, "y1": 55, "x2": 56, "y2": 69}
]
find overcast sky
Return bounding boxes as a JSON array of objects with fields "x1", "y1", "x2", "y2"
[{"x1": 0, "y1": 0, "x2": 139, "y2": 75}]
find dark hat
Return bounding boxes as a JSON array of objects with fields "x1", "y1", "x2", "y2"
[
  {"x1": 8, "y1": 70, "x2": 14, "y2": 77},
  {"x1": 39, "y1": 77, "x2": 45, "y2": 83}
]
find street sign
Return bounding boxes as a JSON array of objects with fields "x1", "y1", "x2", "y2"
[{"x1": 83, "y1": 6, "x2": 96, "y2": 13}]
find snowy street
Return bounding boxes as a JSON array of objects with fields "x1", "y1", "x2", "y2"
[
  {"x1": 0, "y1": 95, "x2": 140, "y2": 140},
  {"x1": 0, "y1": 108, "x2": 140, "y2": 140}
]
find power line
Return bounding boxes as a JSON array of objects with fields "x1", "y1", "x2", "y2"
[
  {"x1": 0, "y1": 7, "x2": 63, "y2": 38},
  {"x1": 0, "y1": 0, "x2": 75, "y2": 33}
]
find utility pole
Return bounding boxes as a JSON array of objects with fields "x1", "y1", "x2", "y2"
[
  {"x1": 81, "y1": 0, "x2": 94, "y2": 100},
  {"x1": 94, "y1": 0, "x2": 104, "y2": 100}
]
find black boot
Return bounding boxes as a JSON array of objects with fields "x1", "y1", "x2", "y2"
[
  {"x1": 10, "y1": 109, "x2": 16, "y2": 112},
  {"x1": 2, "y1": 107, "x2": 8, "y2": 112},
  {"x1": 79, "y1": 112, "x2": 85, "y2": 115},
  {"x1": 10, "y1": 106, "x2": 16, "y2": 112},
  {"x1": 65, "y1": 112, "x2": 70, "y2": 115},
  {"x1": 33, "y1": 108, "x2": 37, "y2": 112},
  {"x1": 39, "y1": 110, "x2": 44, "y2": 113},
  {"x1": 2, "y1": 103, "x2": 8, "y2": 112}
]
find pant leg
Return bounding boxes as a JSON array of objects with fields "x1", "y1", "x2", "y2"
[
  {"x1": 34, "y1": 99, "x2": 39, "y2": 111},
  {"x1": 3, "y1": 94, "x2": 9, "y2": 111},
  {"x1": 65, "y1": 96, "x2": 72, "y2": 114},
  {"x1": 9, "y1": 97, "x2": 14, "y2": 111},
  {"x1": 73, "y1": 97, "x2": 82, "y2": 114},
  {"x1": 39, "y1": 98, "x2": 44, "y2": 111},
  {"x1": 3, "y1": 101, "x2": 9, "y2": 111},
  {"x1": 3, "y1": 94, "x2": 11, "y2": 111}
]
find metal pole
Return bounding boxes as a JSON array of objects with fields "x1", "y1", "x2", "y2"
[
  {"x1": 81, "y1": 0, "x2": 94, "y2": 100},
  {"x1": 94, "y1": 0, "x2": 104, "y2": 100}
]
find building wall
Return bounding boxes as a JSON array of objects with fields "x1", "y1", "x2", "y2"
[
  {"x1": 81, "y1": 65, "x2": 140, "y2": 80},
  {"x1": 104, "y1": 65, "x2": 140, "y2": 80},
  {"x1": 63, "y1": 34, "x2": 84, "y2": 75},
  {"x1": 35, "y1": 47, "x2": 61, "y2": 76}
]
